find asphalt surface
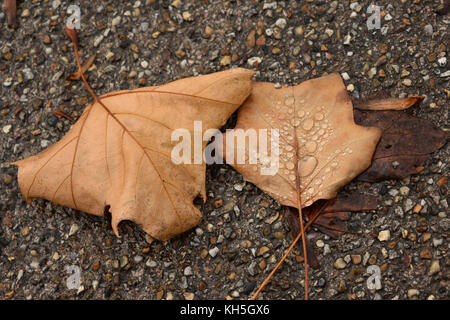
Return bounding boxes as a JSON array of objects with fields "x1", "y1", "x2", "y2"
[{"x1": 0, "y1": 0, "x2": 448, "y2": 300}]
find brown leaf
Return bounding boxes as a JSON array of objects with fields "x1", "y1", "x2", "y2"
[
  {"x1": 66, "y1": 55, "x2": 96, "y2": 81},
  {"x1": 307, "y1": 193, "x2": 378, "y2": 238},
  {"x1": 14, "y1": 68, "x2": 254, "y2": 241},
  {"x1": 355, "y1": 109, "x2": 448, "y2": 182},
  {"x1": 221, "y1": 73, "x2": 382, "y2": 209},
  {"x1": 322, "y1": 192, "x2": 379, "y2": 213},
  {"x1": 353, "y1": 96, "x2": 424, "y2": 111},
  {"x1": 4, "y1": 0, "x2": 16, "y2": 28}
]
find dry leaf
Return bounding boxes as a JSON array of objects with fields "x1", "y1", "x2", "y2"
[
  {"x1": 221, "y1": 73, "x2": 382, "y2": 209},
  {"x1": 66, "y1": 55, "x2": 96, "y2": 81},
  {"x1": 355, "y1": 109, "x2": 448, "y2": 182},
  {"x1": 14, "y1": 68, "x2": 254, "y2": 241}
]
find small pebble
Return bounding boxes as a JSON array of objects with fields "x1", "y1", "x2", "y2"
[
  {"x1": 333, "y1": 258, "x2": 347, "y2": 270},
  {"x1": 378, "y1": 230, "x2": 390, "y2": 241},
  {"x1": 408, "y1": 289, "x2": 419, "y2": 298},
  {"x1": 184, "y1": 266, "x2": 193, "y2": 276},
  {"x1": 424, "y1": 24, "x2": 433, "y2": 36},
  {"x1": 341, "y1": 72, "x2": 350, "y2": 81},
  {"x1": 428, "y1": 260, "x2": 440, "y2": 275},
  {"x1": 111, "y1": 16, "x2": 121, "y2": 26},
  {"x1": 209, "y1": 247, "x2": 219, "y2": 258},
  {"x1": 2, "y1": 125, "x2": 12, "y2": 134},
  {"x1": 275, "y1": 18, "x2": 287, "y2": 29},
  {"x1": 438, "y1": 57, "x2": 447, "y2": 67},
  {"x1": 68, "y1": 224, "x2": 79, "y2": 236}
]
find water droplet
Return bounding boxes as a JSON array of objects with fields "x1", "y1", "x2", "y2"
[
  {"x1": 291, "y1": 118, "x2": 300, "y2": 127},
  {"x1": 314, "y1": 112, "x2": 324, "y2": 121},
  {"x1": 302, "y1": 119, "x2": 314, "y2": 131},
  {"x1": 285, "y1": 145, "x2": 294, "y2": 152},
  {"x1": 285, "y1": 97, "x2": 294, "y2": 106},
  {"x1": 297, "y1": 156, "x2": 318, "y2": 177},
  {"x1": 297, "y1": 110, "x2": 305, "y2": 118},
  {"x1": 286, "y1": 162, "x2": 295, "y2": 170},
  {"x1": 305, "y1": 141, "x2": 317, "y2": 153}
]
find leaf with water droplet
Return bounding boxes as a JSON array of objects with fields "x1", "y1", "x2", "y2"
[{"x1": 220, "y1": 73, "x2": 382, "y2": 208}]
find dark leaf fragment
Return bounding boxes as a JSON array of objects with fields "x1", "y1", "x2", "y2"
[{"x1": 355, "y1": 110, "x2": 448, "y2": 182}]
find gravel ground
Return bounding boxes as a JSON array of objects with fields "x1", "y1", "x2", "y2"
[{"x1": 0, "y1": 0, "x2": 448, "y2": 300}]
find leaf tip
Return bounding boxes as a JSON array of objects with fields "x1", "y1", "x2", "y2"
[{"x1": 111, "y1": 220, "x2": 121, "y2": 238}]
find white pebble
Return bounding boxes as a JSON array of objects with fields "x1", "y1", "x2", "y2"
[
  {"x1": 209, "y1": 246, "x2": 219, "y2": 258},
  {"x1": 111, "y1": 16, "x2": 121, "y2": 26},
  {"x1": 275, "y1": 18, "x2": 287, "y2": 29},
  {"x1": 343, "y1": 35, "x2": 351, "y2": 45},
  {"x1": 41, "y1": 139, "x2": 50, "y2": 148},
  {"x1": 68, "y1": 224, "x2": 79, "y2": 236},
  {"x1": 438, "y1": 57, "x2": 447, "y2": 67},
  {"x1": 2, "y1": 125, "x2": 12, "y2": 134},
  {"x1": 184, "y1": 266, "x2": 193, "y2": 276}
]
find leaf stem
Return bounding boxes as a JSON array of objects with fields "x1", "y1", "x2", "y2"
[{"x1": 250, "y1": 202, "x2": 326, "y2": 300}]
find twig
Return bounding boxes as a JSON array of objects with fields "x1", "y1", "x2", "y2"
[{"x1": 250, "y1": 200, "x2": 329, "y2": 300}]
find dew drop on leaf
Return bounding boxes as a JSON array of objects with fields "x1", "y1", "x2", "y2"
[
  {"x1": 302, "y1": 118, "x2": 314, "y2": 131},
  {"x1": 305, "y1": 141, "x2": 317, "y2": 153},
  {"x1": 297, "y1": 155, "x2": 318, "y2": 177}
]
